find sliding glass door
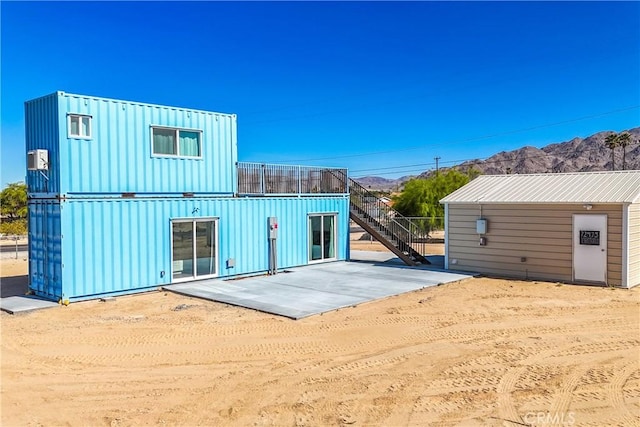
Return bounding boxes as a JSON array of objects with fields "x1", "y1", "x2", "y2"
[
  {"x1": 195, "y1": 221, "x2": 216, "y2": 277},
  {"x1": 172, "y1": 221, "x2": 194, "y2": 279},
  {"x1": 172, "y1": 218, "x2": 217, "y2": 281},
  {"x1": 309, "y1": 214, "x2": 336, "y2": 262}
]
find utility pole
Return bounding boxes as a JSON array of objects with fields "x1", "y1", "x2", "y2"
[{"x1": 434, "y1": 156, "x2": 441, "y2": 175}]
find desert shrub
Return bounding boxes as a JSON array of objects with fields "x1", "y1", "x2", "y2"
[{"x1": 0, "y1": 219, "x2": 27, "y2": 236}]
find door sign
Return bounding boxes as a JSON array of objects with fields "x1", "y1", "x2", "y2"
[{"x1": 579, "y1": 230, "x2": 600, "y2": 246}]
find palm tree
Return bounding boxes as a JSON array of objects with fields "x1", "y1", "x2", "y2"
[
  {"x1": 604, "y1": 133, "x2": 619, "y2": 171},
  {"x1": 617, "y1": 132, "x2": 632, "y2": 171}
]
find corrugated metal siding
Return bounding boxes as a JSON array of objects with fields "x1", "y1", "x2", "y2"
[
  {"x1": 28, "y1": 201, "x2": 63, "y2": 299},
  {"x1": 60, "y1": 196, "x2": 349, "y2": 300},
  {"x1": 628, "y1": 203, "x2": 640, "y2": 287},
  {"x1": 441, "y1": 171, "x2": 640, "y2": 204},
  {"x1": 25, "y1": 93, "x2": 60, "y2": 194},
  {"x1": 447, "y1": 204, "x2": 624, "y2": 285},
  {"x1": 56, "y1": 92, "x2": 237, "y2": 195}
]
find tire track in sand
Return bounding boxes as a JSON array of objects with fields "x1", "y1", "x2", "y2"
[
  {"x1": 607, "y1": 362, "x2": 639, "y2": 426},
  {"x1": 497, "y1": 340, "x2": 639, "y2": 426},
  {"x1": 496, "y1": 343, "x2": 579, "y2": 426},
  {"x1": 548, "y1": 366, "x2": 590, "y2": 419}
]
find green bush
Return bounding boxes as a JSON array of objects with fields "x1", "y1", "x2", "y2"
[
  {"x1": 0, "y1": 219, "x2": 27, "y2": 236},
  {"x1": 1, "y1": 182, "x2": 27, "y2": 221},
  {"x1": 392, "y1": 169, "x2": 475, "y2": 229}
]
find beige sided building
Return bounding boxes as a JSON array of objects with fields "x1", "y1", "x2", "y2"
[{"x1": 440, "y1": 171, "x2": 640, "y2": 288}]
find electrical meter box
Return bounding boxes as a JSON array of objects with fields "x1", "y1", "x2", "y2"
[
  {"x1": 268, "y1": 217, "x2": 278, "y2": 239},
  {"x1": 476, "y1": 218, "x2": 487, "y2": 234},
  {"x1": 27, "y1": 149, "x2": 49, "y2": 171}
]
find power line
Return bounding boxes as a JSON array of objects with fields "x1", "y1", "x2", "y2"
[
  {"x1": 351, "y1": 161, "x2": 438, "y2": 174},
  {"x1": 351, "y1": 141, "x2": 639, "y2": 178},
  {"x1": 272, "y1": 105, "x2": 640, "y2": 163},
  {"x1": 344, "y1": 129, "x2": 640, "y2": 175}
]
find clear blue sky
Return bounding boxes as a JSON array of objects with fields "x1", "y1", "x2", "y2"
[{"x1": 2, "y1": 1, "x2": 639, "y2": 185}]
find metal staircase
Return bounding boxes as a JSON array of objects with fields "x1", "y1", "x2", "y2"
[{"x1": 348, "y1": 179, "x2": 430, "y2": 266}]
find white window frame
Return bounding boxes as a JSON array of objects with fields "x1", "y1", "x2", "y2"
[
  {"x1": 67, "y1": 114, "x2": 92, "y2": 139},
  {"x1": 151, "y1": 126, "x2": 203, "y2": 159},
  {"x1": 170, "y1": 217, "x2": 219, "y2": 283},
  {"x1": 308, "y1": 213, "x2": 338, "y2": 263}
]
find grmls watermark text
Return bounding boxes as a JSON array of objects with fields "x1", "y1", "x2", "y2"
[{"x1": 523, "y1": 411, "x2": 576, "y2": 426}]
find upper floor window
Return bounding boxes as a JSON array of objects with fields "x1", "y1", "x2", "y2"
[
  {"x1": 152, "y1": 127, "x2": 202, "y2": 158},
  {"x1": 68, "y1": 114, "x2": 92, "y2": 139}
]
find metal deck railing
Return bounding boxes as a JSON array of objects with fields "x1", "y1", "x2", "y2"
[{"x1": 237, "y1": 162, "x2": 349, "y2": 195}]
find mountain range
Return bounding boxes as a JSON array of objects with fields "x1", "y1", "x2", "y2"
[{"x1": 355, "y1": 127, "x2": 640, "y2": 190}]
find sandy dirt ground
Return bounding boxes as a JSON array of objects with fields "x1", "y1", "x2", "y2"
[
  {"x1": 350, "y1": 239, "x2": 444, "y2": 255},
  {"x1": 0, "y1": 259, "x2": 27, "y2": 277},
  {"x1": 2, "y1": 256, "x2": 639, "y2": 427},
  {"x1": 349, "y1": 229, "x2": 444, "y2": 255}
]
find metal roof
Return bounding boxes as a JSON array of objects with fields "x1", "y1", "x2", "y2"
[{"x1": 440, "y1": 170, "x2": 640, "y2": 204}]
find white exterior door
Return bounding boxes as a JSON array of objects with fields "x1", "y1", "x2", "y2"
[{"x1": 573, "y1": 214, "x2": 607, "y2": 283}]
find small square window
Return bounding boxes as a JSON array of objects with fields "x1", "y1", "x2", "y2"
[{"x1": 68, "y1": 114, "x2": 91, "y2": 139}]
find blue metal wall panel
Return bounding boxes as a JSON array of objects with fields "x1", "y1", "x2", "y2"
[
  {"x1": 58, "y1": 93, "x2": 237, "y2": 195},
  {"x1": 25, "y1": 92, "x2": 238, "y2": 196},
  {"x1": 59, "y1": 196, "x2": 349, "y2": 300},
  {"x1": 25, "y1": 93, "x2": 61, "y2": 194},
  {"x1": 27, "y1": 201, "x2": 63, "y2": 299}
]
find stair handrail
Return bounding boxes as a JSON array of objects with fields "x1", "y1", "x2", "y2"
[
  {"x1": 348, "y1": 179, "x2": 416, "y2": 230},
  {"x1": 349, "y1": 179, "x2": 417, "y2": 240},
  {"x1": 319, "y1": 168, "x2": 428, "y2": 261}
]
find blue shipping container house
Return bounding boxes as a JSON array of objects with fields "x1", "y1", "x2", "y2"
[{"x1": 26, "y1": 91, "x2": 350, "y2": 302}]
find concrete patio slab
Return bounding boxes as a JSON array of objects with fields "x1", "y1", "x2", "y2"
[
  {"x1": 165, "y1": 258, "x2": 474, "y2": 319},
  {"x1": 0, "y1": 295, "x2": 58, "y2": 314}
]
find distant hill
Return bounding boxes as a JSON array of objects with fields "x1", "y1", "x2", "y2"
[
  {"x1": 352, "y1": 176, "x2": 414, "y2": 191},
  {"x1": 442, "y1": 127, "x2": 640, "y2": 177},
  {"x1": 353, "y1": 127, "x2": 640, "y2": 190}
]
